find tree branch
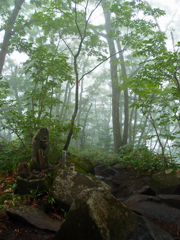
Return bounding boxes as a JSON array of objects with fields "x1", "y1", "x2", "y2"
[{"x1": 79, "y1": 42, "x2": 129, "y2": 81}]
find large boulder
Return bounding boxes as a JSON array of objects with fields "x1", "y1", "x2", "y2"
[
  {"x1": 51, "y1": 169, "x2": 110, "y2": 208},
  {"x1": 145, "y1": 169, "x2": 180, "y2": 194},
  {"x1": 53, "y1": 188, "x2": 173, "y2": 240}
]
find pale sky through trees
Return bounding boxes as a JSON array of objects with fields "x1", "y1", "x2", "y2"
[{"x1": 149, "y1": 0, "x2": 180, "y2": 49}]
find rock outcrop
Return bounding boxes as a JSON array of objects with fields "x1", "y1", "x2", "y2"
[
  {"x1": 53, "y1": 188, "x2": 173, "y2": 240},
  {"x1": 51, "y1": 169, "x2": 110, "y2": 208}
]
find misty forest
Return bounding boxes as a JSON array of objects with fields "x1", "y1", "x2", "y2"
[
  {"x1": 1, "y1": 0, "x2": 180, "y2": 175},
  {"x1": 2, "y1": 0, "x2": 180, "y2": 239}
]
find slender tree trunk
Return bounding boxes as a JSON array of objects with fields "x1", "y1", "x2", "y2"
[
  {"x1": 0, "y1": 0, "x2": 25, "y2": 75},
  {"x1": 94, "y1": 98, "x2": 100, "y2": 139},
  {"x1": 59, "y1": 81, "x2": 70, "y2": 121},
  {"x1": 76, "y1": 78, "x2": 84, "y2": 148},
  {"x1": 133, "y1": 101, "x2": 138, "y2": 143},
  {"x1": 62, "y1": 84, "x2": 71, "y2": 122},
  {"x1": 63, "y1": 56, "x2": 79, "y2": 151},
  {"x1": 138, "y1": 115, "x2": 148, "y2": 146},
  {"x1": 129, "y1": 93, "x2": 136, "y2": 143},
  {"x1": 80, "y1": 103, "x2": 92, "y2": 150},
  {"x1": 56, "y1": 89, "x2": 61, "y2": 117}
]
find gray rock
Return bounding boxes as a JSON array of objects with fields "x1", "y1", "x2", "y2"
[
  {"x1": 134, "y1": 185, "x2": 156, "y2": 196},
  {"x1": 51, "y1": 169, "x2": 111, "y2": 207},
  {"x1": 111, "y1": 164, "x2": 127, "y2": 170},
  {"x1": 94, "y1": 163, "x2": 108, "y2": 171},
  {"x1": 102, "y1": 167, "x2": 117, "y2": 176},
  {"x1": 158, "y1": 194, "x2": 180, "y2": 210},
  {"x1": 112, "y1": 184, "x2": 130, "y2": 198},
  {"x1": 6, "y1": 205, "x2": 61, "y2": 232},
  {"x1": 95, "y1": 175, "x2": 104, "y2": 180},
  {"x1": 53, "y1": 188, "x2": 173, "y2": 240},
  {"x1": 123, "y1": 193, "x2": 180, "y2": 226}
]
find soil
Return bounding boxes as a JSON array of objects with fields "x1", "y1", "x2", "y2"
[{"x1": 0, "y1": 166, "x2": 179, "y2": 240}]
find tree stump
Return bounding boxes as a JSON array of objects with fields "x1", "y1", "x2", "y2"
[{"x1": 30, "y1": 127, "x2": 49, "y2": 171}]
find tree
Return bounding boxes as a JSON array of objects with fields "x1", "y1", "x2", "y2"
[
  {"x1": 130, "y1": 43, "x2": 180, "y2": 156},
  {"x1": 92, "y1": 0, "x2": 166, "y2": 152}
]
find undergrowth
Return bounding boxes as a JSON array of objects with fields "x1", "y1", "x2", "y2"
[
  {"x1": 0, "y1": 139, "x2": 179, "y2": 177},
  {"x1": 78, "y1": 144, "x2": 179, "y2": 176}
]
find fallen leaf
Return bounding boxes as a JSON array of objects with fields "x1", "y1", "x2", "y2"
[{"x1": 4, "y1": 188, "x2": 13, "y2": 193}]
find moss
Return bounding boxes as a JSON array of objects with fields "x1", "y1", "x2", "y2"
[{"x1": 74, "y1": 165, "x2": 86, "y2": 174}]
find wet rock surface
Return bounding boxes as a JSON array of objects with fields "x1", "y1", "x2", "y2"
[
  {"x1": 6, "y1": 205, "x2": 62, "y2": 232},
  {"x1": 122, "y1": 193, "x2": 180, "y2": 226},
  {"x1": 53, "y1": 187, "x2": 173, "y2": 240}
]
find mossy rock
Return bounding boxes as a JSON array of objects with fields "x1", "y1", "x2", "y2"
[
  {"x1": 147, "y1": 169, "x2": 180, "y2": 194},
  {"x1": 68, "y1": 155, "x2": 95, "y2": 175}
]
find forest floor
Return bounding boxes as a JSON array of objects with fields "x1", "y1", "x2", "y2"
[{"x1": 0, "y1": 166, "x2": 179, "y2": 240}]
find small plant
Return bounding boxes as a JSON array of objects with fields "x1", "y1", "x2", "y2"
[
  {"x1": 43, "y1": 191, "x2": 56, "y2": 205},
  {"x1": 61, "y1": 208, "x2": 67, "y2": 218},
  {"x1": 28, "y1": 186, "x2": 43, "y2": 199}
]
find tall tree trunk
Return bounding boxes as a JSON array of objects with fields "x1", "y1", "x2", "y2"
[
  {"x1": 116, "y1": 41, "x2": 129, "y2": 145},
  {"x1": 0, "y1": 0, "x2": 25, "y2": 75},
  {"x1": 63, "y1": 0, "x2": 102, "y2": 151},
  {"x1": 103, "y1": 5, "x2": 122, "y2": 153}
]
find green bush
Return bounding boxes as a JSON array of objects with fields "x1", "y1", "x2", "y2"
[
  {"x1": 118, "y1": 144, "x2": 179, "y2": 176},
  {"x1": 0, "y1": 139, "x2": 31, "y2": 173}
]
